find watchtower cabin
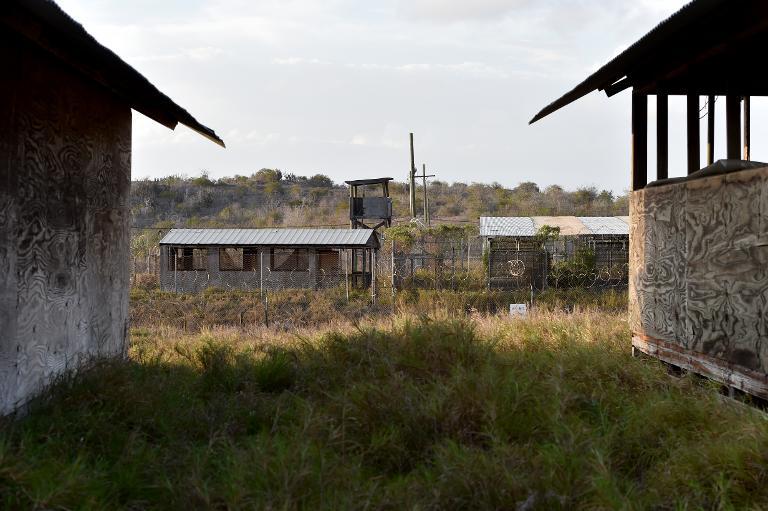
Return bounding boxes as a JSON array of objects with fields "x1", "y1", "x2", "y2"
[
  {"x1": 530, "y1": 0, "x2": 768, "y2": 399},
  {"x1": 345, "y1": 177, "x2": 392, "y2": 287},
  {"x1": 0, "y1": 0, "x2": 222, "y2": 414}
]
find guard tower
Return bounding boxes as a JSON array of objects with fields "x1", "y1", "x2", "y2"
[
  {"x1": 345, "y1": 177, "x2": 393, "y2": 287},
  {"x1": 345, "y1": 177, "x2": 393, "y2": 229}
]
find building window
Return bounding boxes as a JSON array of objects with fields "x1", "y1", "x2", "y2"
[
  {"x1": 318, "y1": 250, "x2": 340, "y2": 272},
  {"x1": 169, "y1": 247, "x2": 207, "y2": 271},
  {"x1": 244, "y1": 248, "x2": 260, "y2": 272},
  {"x1": 219, "y1": 248, "x2": 243, "y2": 271},
  {"x1": 271, "y1": 248, "x2": 309, "y2": 272},
  {"x1": 218, "y1": 247, "x2": 261, "y2": 271}
]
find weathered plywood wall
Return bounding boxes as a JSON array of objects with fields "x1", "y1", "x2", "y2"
[
  {"x1": 630, "y1": 167, "x2": 768, "y2": 396},
  {"x1": 0, "y1": 32, "x2": 131, "y2": 414}
]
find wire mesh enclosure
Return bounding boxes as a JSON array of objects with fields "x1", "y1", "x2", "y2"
[{"x1": 488, "y1": 235, "x2": 629, "y2": 290}]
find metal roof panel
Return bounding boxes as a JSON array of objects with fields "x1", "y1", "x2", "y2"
[{"x1": 160, "y1": 228, "x2": 377, "y2": 247}]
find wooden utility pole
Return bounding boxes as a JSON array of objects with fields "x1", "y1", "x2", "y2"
[
  {"x1": 409, "y1": 133, "x2": 417, "y2": 218},
  {"x1": 416, "y1": 163, "x2": 435, "y2": 227}
]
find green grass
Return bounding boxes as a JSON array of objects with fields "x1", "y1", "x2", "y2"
[{"x1": 1, "y1": 312, "x2": 767, "y2": 509}]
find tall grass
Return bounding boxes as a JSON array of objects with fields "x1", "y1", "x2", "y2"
[
  {"x1": 2, "y1": 312, "x2": 767, "y2": 509},
  {"x1": 130, "y1": 286, "x2": 628, "y2": 332}
]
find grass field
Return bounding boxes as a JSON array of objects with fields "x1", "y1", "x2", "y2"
[{"x1": 2, "y1": 311, "x2": 767, "y2": 509}]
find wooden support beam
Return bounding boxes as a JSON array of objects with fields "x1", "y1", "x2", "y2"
[
  {"x1": 687, "y1": 94, "x2": 700, "y2": 174},
  {"x1": 744, "y1": 96, "x2": 751, "y2": 161},
  {"x1": 632, "y1": 92, "x2": 648, "y2": 191},
  {"x1": 707, "y1": 95, "x2": 715, "y2": 165},
  {"x1": 657, "y1": 94, "x2": 668, "y2": 180},
  {"x1": 726, "y1": 95, "x2": 741, "y2": 160}
]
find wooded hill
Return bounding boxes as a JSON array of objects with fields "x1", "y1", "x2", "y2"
[{"x1": 130, "y1": 169, "x2": 629, "y2": 229}]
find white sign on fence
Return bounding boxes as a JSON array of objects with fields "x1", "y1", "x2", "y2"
[{"x1": 509, "y1": 303, "x2": 528, "y2": 318}]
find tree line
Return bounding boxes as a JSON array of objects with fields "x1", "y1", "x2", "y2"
[{"x1": 131, "y1": 169, "x2": 629, "y2": 229}]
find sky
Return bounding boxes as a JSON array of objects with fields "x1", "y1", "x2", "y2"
[{"x1": 53, "y1": 0, "x2": 768, "y2": 193}]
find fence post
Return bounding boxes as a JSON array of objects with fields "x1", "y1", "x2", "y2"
[
  {"x1": 451, "y1": 243, "x2": 456, "y2": 291},
  {"x1": 391, "y1": 239, "x2": 396, "y2": 300},
  {"x1": 260, "y1": 249, "x2": 264, "y2": 298},
  {"x1": 173, "y1": 246, "x2": 178, "y2": 293},
  {"x1": 487, "y1": 239, "x2": 491, "y2": 291},
  {"x1": 344, "y1": 248, "x2": 350, "y2": 304},
  {"x1": 371, "y1": 249, "x2": 377, "y2": 305},
  {"x1": 261, "y1": 250, "x2": 269, "y2": 327}
]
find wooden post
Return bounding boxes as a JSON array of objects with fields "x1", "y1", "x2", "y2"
[
  {"x1": 631, "y1": 92, "x2": 648, "y2": 191},
  {"x1": 686, "y1": 94, "x2": 700, "y2": 174},
  {"x1": 422, "y1": 163, "x2": 429, "y2": 226},
  {"x1": 657, "y1": 94, "x2": 668, "y2": 180},
  {"x1": 726, "y1": 95, "x2": 741, "y2": 160},
  {"x1": 707, "y1": 95, "x2": 715, "y2": 165},
  {"x1": 744, "y1": 96, "x2": 751, "y2": 161}
]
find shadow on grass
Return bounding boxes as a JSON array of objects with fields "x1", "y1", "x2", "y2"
[{"x1": 1, "y1": 314, "x2": 767, "y2": 510}]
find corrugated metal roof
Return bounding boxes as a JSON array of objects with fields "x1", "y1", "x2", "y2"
[
  {"x1": 481, "y1": 217, "x2": 629, "y2": 237},
  {"x1": 160, "y1": 228, "x2": 378, "y2": 247},
  {"x1": 480, "y1": 217, "x2": 536, "y2": 237},
  {"x1": 532, "y1": 216, "x2": 591, "y2": 236},
  {"x1": 577, "y1": 217, "x2": 630, "y2": 235}
]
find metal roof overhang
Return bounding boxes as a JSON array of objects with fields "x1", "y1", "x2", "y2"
[
  {"x1": 344, "y1": 178, "x2": 393, "y2": 186},
  {"x1": 530, "y1": 0, "x2": 768, "y2": 124},
  {"x1": 3, "y1": 0, "x2": 224, "y2": 146},
  {"x1": 160, "y1": 229, "x2": 379, "y2": 249}
]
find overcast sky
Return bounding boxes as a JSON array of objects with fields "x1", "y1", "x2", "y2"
[{"x1": 54, "y1": 0, "x2": 768, "y2": 193}]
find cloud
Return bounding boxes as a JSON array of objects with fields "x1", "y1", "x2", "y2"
[{"x1": 397, "y1": 0, "x2": 535, "y2": 22}]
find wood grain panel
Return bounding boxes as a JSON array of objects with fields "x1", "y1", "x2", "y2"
[
  {"x1": 0, "y1": 31, "x2": 130, "y2": 414},
  {"x1": 631, "y1": 165, "x2": 768, "y2": 387}
]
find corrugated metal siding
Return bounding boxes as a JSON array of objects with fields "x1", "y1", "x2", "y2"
[
  {"x1": 577, "y1": 217, "x2": 630, "y2": 235},
  {"x1": 160, "y1": 228, "x2": 377, "y2": 247}
]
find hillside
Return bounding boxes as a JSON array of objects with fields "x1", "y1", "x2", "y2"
[{"x1": 130, "y1": 170, "x2": 629, "y2": 229}]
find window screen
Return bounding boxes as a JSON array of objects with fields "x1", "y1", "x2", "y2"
[
  {"x1": 318, "y1": 250, "x2": 340, "y2": 272},
  {"x1": 243, "y1": 248, "x2": 260, "y2": 272},
  {"x1": 169, "y1": 247, "x2": 207, "y2": 271},
  {"x1": 219, "y1": 248, "x2": 244, "y2": 271},
  {"x1": 271, "y1": 248, "x2": 309, "y2": 272}
]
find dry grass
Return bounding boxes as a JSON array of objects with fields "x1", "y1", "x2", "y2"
[{"x1": 2, "y1": 311, "x2": 767, "y2": 510}]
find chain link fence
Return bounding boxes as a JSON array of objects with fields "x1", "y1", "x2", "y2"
[{"x1": 129, "y1": 228, "x2": 627, "y2": 332}]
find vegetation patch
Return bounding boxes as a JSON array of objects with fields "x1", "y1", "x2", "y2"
[{"x1": 2, "y1": 312, "x2": 767, "y2": 509}]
